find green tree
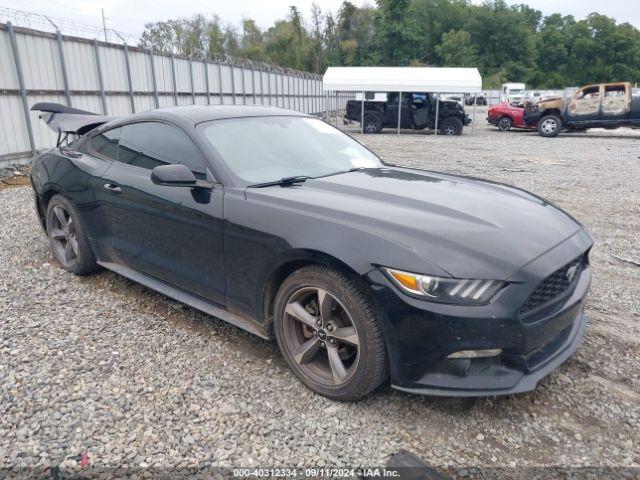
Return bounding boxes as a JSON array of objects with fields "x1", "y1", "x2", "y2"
[
  {"x1": 373, "y1": 0, "x2": 420, "y2": 64},
  {"x1": 434, "y1": 29, "x2": 478, "y2": 66}
]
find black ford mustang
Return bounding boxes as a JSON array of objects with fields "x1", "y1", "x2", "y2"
[{"x1": 29, "y1": 103, "x2": 592, "y2": 401}]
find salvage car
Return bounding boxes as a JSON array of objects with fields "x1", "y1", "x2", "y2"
[
  {"x1": 30, "y1": 103, "x2": 592, "y2": 400},
  {"x1": 345, "y1": 92, "x2": 471, "y2": 135},
  {"x1": 465, "y1": 93, "x2": 487, "y2": 106},
  {"x1": 524, "y1": 82, "x2": 640, "y2": 137},
  {"x1": 487, "y1": 101, "x2": 532, "y2": 131}
]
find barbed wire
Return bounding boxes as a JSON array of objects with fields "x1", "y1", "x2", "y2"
[
  {"x1": 0, "y1": 5, "x2": 321, "y2": 77},
  {"x1": 0, "y1": 6, "x2": 139, "y2": 43}
]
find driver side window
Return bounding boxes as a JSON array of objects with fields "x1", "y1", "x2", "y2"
[
  {"x1": 117, "y1": 122, "x2": 209, "y2": 180},
  {"x1": 576, "y1": 86, "x2": 600, "y2": 100}
]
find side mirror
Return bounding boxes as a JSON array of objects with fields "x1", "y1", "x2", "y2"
[{"x1": 151, "y1": 164, "x2": 197, "y2": 186}]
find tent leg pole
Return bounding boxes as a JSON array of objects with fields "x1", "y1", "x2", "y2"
[
  {"x1": 397, "y1": 91, "x2": 402, "y2": 135},
  {"x1": 434, "y1": 94, "x2": 439, "y2": 135},
  {"x1": 472, "y1": 98, "x2": 476, "y2": 134},
  {"x1": 361, "y1": 91, "x2": 364, "y2": 134}
]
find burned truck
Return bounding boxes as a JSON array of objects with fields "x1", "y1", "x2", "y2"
[
  {"x1": 345, "y1": 92, "x2": 471, "y2": 135},
  {"x1": 524, "y1": 82, "x2": 640, "y2": 137}
]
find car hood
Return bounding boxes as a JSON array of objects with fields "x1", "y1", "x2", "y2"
[{"x1": 247, "y1": 167, "x2": 584, "y2": 280}]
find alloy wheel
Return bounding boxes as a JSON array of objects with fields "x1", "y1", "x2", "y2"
[
  {"x1": 282, "y1": 287, "x2": 360, "y2": 386},
  {"x1": 48, "y1": 205, "x2": 79, "y2": 268},
  {"x1": 540, "y1": 118, "x2": 557, "y2": 134},
  {"x1": 498, "y1": 118, "x2": 512, "y2": 131},
  {"x1": 443, "y1": 125, "x2": 456, "y2": 135},
  {"x1": 364, "y1": 118, "x2": 380, "y2": 133}
]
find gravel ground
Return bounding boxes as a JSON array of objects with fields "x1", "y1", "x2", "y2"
[{"x1": 1, "y1": 112, "x2": 639, "y2": 476}]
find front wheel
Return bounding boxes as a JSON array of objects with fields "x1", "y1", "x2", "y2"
[
  {"x1": 497, "y1": 116, "x2": 513, "y2": 131},
  {"x1": 439, "y1": 116, "x2": 463, "y2": 135},
  {"x1": 538, "y1": 114, "x2": 562, "y2": 137},
  {"x1": 274, "y1": 265, "x2": 388, "y2": 401}
]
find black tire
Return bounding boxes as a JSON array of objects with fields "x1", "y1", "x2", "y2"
[
  {"x1": 362, "y1": 113, "x2": 383, "y2": 134},
  {"x1": 273, "y1": 265, "x2": 388, "y2": 401},
  {"x1": 537, "y1": 114, "x2": 562, "y2": 137},
  {"x1": 497, "y1": 116, "x2": 513, "y2": 131},
  {"x1": 45, "y1": 195, "x2": 99, "y2": 275},
  {"x1": 439, "y1": 116, "x2": 463, "y2": 135}
]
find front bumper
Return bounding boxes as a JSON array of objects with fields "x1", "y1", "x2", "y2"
[
  {"x1": 463, "y1": 115, "x2": 472, "y2": 126},
  {"x1": 365, "y1": 231, "x2": 592, "y2": 397}
]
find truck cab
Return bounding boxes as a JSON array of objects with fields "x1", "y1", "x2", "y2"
[
  {"x1": 344, "y1": 92, "x2": 471, "y2": 135},
  {"x1": 500, "y1": 83, "x2": 527, "y2": 103},
  {"x1": 524, "y1": 82, "x2": 640, "y2": 137}
]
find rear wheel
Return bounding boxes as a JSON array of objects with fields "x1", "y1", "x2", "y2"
[
  {"x1": 538, "y1": 114, "x2": 562, "y2": 137},
  {"x1": 440, "y1": 116, "x2": 463, "y2": 135},
  {"x1": 497, "y1": 116, "x2": 513, "y2": 131},
  {"x1": 274, "y1": 265, "x2": 388, "y2": 401},
  {"x1": 362, "y1": 113, "x2": 382, "y2": 134},
  {"x1": 46, "y1": 195, "x2": 98, "y2": 275}
]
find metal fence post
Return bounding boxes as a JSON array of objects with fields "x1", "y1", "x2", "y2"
[
  {"x1": 188, "y1": 57, "x2": 195, "y2": 104},
  {"x1": 240, "y1": 63, "x2": 246, "y2": 105},
  {"x1": 122, "y1": 43, "x2": 135, "y2": 113},
  {"x1": 148, "y1": 48, "x2": 159, "y2": 109},
  {"x1": 93, "y1": 39, "x2": 108, "y2": 114},
  {"x1": 170, "y1": 53, "x2": 178, "y2": 106},
  {"x1": 229, "y1": 60, "x2": 236, "y2": 105},
  {"x1": 217, "y1": 60, "x2": 224, "y2": 104},
  {"x1": 296, "y1": 73, "x2": 299, "y2": 110},
  {"x1": 325, "y1": 91, "x2": 329, "y2": 121},
  {"x1": 397, "y1": 91, "x2": 402, "y2": 134},
  {"x1": 54, "y1": 30, "x2": 72, "y2": 106},
  {"x1": 7, "y1": 22, "x2": 36, "y2": 155},
  {"x1": 360, "y1": 91, "x2": 364, "y2": 134},
  {"x1": 250, "y1": 63, "x2": 257, "y2": 104},
  {"x1": 434, "y1": 93, "x2": 440, "y2": 135},
  {"x1": 204, "y1": 60, "x2": 211, "y2": 105},
  {"x1": 267, "y1": 68, "x2": 272, "y2": 106},
  {"x1": 260, "y1": 67, "x2": 265, "y2": 105}
]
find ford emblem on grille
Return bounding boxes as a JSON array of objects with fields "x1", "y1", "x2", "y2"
[{"x1": 566, "y1": 263, "x2": 579, "y2": 282}]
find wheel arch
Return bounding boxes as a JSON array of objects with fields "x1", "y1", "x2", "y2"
[
  {"x1": 540, "y1": 108, "x2": 563, "y2": 120},
  {"x1": 36, "y1": 185, "x2": 63, "y2": 228},
  {"x1": 261, "y1": 249, "x2": 367, "y2": 331}
]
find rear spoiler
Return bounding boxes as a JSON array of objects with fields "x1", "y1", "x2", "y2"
[{"x1": 31, "y1": 102, "x2": 115, "y2": 146}]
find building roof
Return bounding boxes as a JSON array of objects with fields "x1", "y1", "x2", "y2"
[{"x1": 322, "y1": 67, "x2": 482, "y2": 94}]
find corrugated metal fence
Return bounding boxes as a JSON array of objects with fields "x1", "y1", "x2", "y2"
[{"x1": 0, "y1": 23, "x2": 350, "y2": 165}]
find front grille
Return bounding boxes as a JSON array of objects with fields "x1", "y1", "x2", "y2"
[{"x1": 519, "y1": 256, "x2": 584, "y2": 316}]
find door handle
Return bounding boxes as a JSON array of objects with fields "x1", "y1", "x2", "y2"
[{"x1": 103, "y1": 183, "x2": 122, "y2": 193}]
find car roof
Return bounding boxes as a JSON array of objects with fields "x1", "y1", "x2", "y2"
[{"x1": 122, "y1": 105, "x2": 309, "y2": 126}]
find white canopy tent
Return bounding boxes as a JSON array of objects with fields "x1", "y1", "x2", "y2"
[{"x1": 322, "y1": 66, "x2": 483, "y2": 134}]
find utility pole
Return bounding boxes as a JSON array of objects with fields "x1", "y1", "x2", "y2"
[{"x1": 101, "y1": 8, "x2": 108, "y2": 42}]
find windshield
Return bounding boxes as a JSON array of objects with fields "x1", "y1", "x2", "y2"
[{"x1": 200, "y1": 116, "x2": 382, "y2": 184}]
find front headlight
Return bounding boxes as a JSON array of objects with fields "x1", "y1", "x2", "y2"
[{"x1": 382, "y1": 267, "x2": 505, "y2": 305}]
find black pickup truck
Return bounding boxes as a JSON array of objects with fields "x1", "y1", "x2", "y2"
[{"x1": 345, "y1": 92, "x2": 472, "y2": 134}]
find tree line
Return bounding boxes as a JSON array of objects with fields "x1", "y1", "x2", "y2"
[{"x1": 138, "y1": 0, "x2": 640, "y2": 89}]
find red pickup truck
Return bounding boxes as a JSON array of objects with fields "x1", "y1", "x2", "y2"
[{"x1": 487, "y1": 101, "x2": 532, "y2": 131}]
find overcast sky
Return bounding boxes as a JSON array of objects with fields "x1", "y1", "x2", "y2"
[{"x1": 1, "y1": 0, "x2": 637, "y2": 41}]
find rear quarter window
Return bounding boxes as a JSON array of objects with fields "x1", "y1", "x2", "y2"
[{"x1": 90, "y1": 127, "x2": 121, "y2": 160}]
